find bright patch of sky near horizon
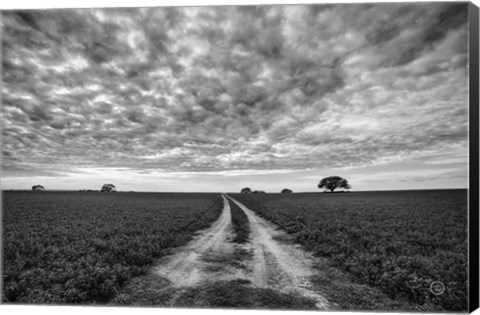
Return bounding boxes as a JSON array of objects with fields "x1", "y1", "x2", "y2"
[{"x1": 1, "y1": 3, "x2": 469, "y2": 192}]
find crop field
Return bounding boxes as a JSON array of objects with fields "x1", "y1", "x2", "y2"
[
  {"x1": 2, "y1": 189, "x2": 469, "y2": 311},
  {"x1": 2, "y1": 191, "x2": 222, "y2": 304},
  {"x1": 232, "y1": 189, "x2": 468, "y2": 311}
]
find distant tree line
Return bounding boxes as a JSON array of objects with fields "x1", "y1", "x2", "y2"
[
  {"x1": 239, "y1": 175, "x2": 351, "y2": 195},
  {"x1": 240, "y1": 187, "x2": 293, "y2": 194}
]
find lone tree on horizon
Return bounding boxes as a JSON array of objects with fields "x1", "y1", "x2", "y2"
[
  {"x1": 101, "y1": 184, "x2": 116, "y2": 192},
  {"x1": 318, "y1": 176, "x2": 351, "y2": 192},
  {"x1": 32, "y1": 185, "x2": 45, "y2": 191},
  {"x1": 241, "y1": 187, "x2": 252, "y2": 194}
]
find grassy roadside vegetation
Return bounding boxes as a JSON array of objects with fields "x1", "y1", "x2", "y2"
[
  {"x1": 172, "y1": 279, "x2": 318, "y2": 309},
  {"x1": 232, "y1": 190, "x2": 467, "y2": 311},
  {"x1": 114, "y1": 277, "x2": 318, "y2": 309},
  {"x1": 2, "y1": 191, "x2": 223, "y2": 304},
  {"x1": 228, "y1": 198, "x2": 250, "y2": 243}
]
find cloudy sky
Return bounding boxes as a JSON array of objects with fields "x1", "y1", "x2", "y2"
[{"x1": 1, "y1": 2, "x2": 470, "y2": 192}]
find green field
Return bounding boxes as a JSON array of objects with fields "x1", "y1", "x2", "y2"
[
  {"x1": 2, "y1": 191, "x2": 222, "y2": 304},
  {"x1": 232, "y1": 189, "x2": 468, "y2": 311},
  {"x1": 2, "y1": 189, "x2": 468, "y2": 311}
]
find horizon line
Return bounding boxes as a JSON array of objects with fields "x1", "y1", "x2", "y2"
[{"x1": 1, "y1": 187, "x2": 468, "y2": 193}]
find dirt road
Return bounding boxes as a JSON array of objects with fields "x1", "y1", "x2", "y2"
[
  {"x1": 226, "y1": 195, "x2": 330, "y2": 309},
  {"x1": 119, "y1": 194, "x2": 330, "y2": 309},
  {"x1": 152, "y1": 194, "x2": 248, "y2": 286}
]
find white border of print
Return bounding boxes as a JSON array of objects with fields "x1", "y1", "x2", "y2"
[{"x1": 0, "y1": 1, "x2": 478, "y2": 315}]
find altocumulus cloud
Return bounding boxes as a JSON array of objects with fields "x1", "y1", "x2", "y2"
[{"x1": 1, "y1": 3, "x2": 469, "y2": 190}]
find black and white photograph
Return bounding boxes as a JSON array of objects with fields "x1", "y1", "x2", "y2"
[{"x1": 1, "y1": 0, "x2": 478, "y2": 313}]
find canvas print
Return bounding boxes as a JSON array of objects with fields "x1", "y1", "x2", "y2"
[{"x1": 1, "y1": 2, "x2": 475, "y2": 312}]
